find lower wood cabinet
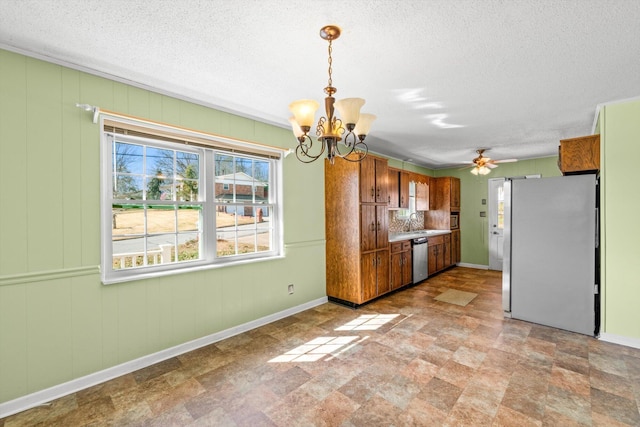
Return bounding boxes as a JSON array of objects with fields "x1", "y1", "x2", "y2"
[
  {"x1": 428, "y1": 233, "x2": 453, "y2": 275},
  {"x1": 390, "y1": 240, "x2": 412, "y2": 290},
  {"x1": 451, "y1": 229, "x2": 461, "y2": 265},
  {"x1": 362, "y1": 250, "x2": 389, "y2": 301}
]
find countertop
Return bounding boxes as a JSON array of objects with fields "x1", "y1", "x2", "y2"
[{"x1": 388, "y1": 229, "x2": 451, "y2": 243}]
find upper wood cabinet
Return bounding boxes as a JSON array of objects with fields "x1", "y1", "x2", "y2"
[
  {"x1": 387, "y1": 169, "x2": 399, "y2": 208},
  {"x1": 451, "y1": 178, "x2": 460, "y2": 211},
  {"x1": 558, "y1": 134, "x2": 600, "y2": 175},
  {"x1": 360, "y1": 156, "x2": 388, "y2": 204},
  {"x1": 399, "y1": 171, "x2": 410, "y2": 209},
  {"x1": 388, "y1": 168, "x2": 411, "y2": 209},
  {"x1": 425, "y1": 176, "x2": 461, "y2": 231},
  {"x1": 415, "y1": 182, "x2": 429, "y2": 211}
]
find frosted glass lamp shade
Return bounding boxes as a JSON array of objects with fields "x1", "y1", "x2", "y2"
[
  {"x1": 288, "y1": 117, "x2": 305, "y2": 138},
  {"x1": 334, "y1": 98, "x2": 365, "y2": 125},
  {"x1": 470, "y1": 167, "x2": 479, "y2": 175},
  {"x1": 289, "y1": 99, "x2": 319, "y2": 128},
  {"x1": 354, "y1": 113, "x2": 376, "y2": 136},
  {"x1": 479, "y1": 166, "x2": 491, "y2": 175}
]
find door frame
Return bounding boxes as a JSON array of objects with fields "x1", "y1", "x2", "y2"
[{"x1": 488, "y1": 178, "x2": 506, "y2": 270}]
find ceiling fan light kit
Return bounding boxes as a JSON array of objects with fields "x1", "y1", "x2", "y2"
[
  {"x1": 288, "y1": 25, "x2": 375, "y2": 165},
  {"x1": 467, "y1": 149, "x2": 517, "y2": 175}
]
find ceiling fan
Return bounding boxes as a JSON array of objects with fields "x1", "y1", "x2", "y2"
[{"x1": 463, "y1": 149, "x2": 517, "y2": 175}]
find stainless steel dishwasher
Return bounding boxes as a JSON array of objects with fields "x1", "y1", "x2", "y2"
[{"x1": 412, "y1": 237, "x2": 429, "y2": 284}]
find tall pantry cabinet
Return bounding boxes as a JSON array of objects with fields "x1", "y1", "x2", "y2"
[{"x1": 325, "y1": 155, "x2": 389, "y2": 306}]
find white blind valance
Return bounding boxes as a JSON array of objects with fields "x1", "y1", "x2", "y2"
[{"x1": 94, "y1": 107, "x2": 290, "y2": 159}]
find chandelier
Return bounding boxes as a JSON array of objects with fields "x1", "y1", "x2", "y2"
[{"x1": 288, "y1": 25, "x2": 376, "y2": 164}]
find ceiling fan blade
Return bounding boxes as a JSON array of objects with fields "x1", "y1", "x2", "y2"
[
  {"x1": 494, "y1": 159, "x2": 518, "y2": 163},
  {"x1": 458, "y1": 164, "x2": 475, "y2": 170},
  {"x1": 486, "y1": 163, "x2": 498, "y2": 169}
]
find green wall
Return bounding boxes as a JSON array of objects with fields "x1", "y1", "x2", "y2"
[
  {"x1": 599, "y1": 98, "x2": 640, "y2": 339},
  {"x1": 0, "y1": 49, "x2": 326, "y2": 403},
  {"x1": 435, "y1": 157, "x2": 562, "y2": 266}
]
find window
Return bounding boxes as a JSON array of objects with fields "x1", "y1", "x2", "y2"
[{"x1": 101, "y1": 120, "x2": 282, "y2": 284}]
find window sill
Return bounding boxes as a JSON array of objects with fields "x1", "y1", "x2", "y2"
[{"x1": 101, "y1": 254, "x2": 285, "y2": 285}]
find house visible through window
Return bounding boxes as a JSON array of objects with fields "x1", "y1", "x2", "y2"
[{"x1": 101, "y1": 120, "x2": 282, "y2": 284}]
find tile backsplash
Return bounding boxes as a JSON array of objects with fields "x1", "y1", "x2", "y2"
[{"x1": 389, "y1": 210, "x2": 424, "y2": 233}]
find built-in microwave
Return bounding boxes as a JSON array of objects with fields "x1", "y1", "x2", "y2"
[{"x1": 450, "y1": 213, "x2": 459, "y2": 229}]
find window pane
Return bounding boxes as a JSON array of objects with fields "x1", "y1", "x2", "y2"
[
  {"x1": 215, "y1": 154, "x2": 234, "y2": 201},
  {"x1": 114, "y1": 142, "x2": 143, "y2": 175},
  {"x1": 176, "y1": 232, "x2": 200, "y2": 262},
  {"x1": 112, "y1": 205, "x2": 145, "y2": 269},
  {"x1": 235, "y1": 157, "x2": 255, "y2": 203},
  {"x1": 216, "y1": 228, "x2": 237, "y2": 257},
  {"x1": 256, "y1": 218, "x2": 272, "y2": 252},
  {"x1": 177, "y1": 205, "x2": 201, "y2": 232},
  {"x1": 147, "y1": 205, "x2": 176, "y2": 234},
  {"x1": 146, "y1": 173, "x2": 170, "y2": 200},
  {"x1": 254, "y1": 160, "x2": 270, "y2": 203},
  {"x1": 146, "y1": 146, "x2": 174, "y2": 177},
  {"x1": 114, "y1": 175, "x2": 143, "y2": 200},
  {"x1": 112, "y1": 205, "x2": 144, "y2": 239}
]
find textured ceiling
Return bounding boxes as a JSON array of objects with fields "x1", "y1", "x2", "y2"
[{"x1": 1, "y1": 0, "x2": 639, "y2": 169}]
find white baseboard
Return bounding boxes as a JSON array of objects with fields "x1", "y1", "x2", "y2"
[
  {"x1": 0, "y1": 296, "x2": 328, "y2": 419},
  {"x1": 456, "y1": 263, "x2": 490, "y2": 270},
  {"x1": 598, "y1": 332, "x2": 640, "y2": 350}
]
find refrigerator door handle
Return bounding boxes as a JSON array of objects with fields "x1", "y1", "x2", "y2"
[
  {"x1": 502, "y1": 180, "x2": 513, "y2": 314},
  {"x1": 595, "y1": 207, "x2": 599, "y2": 249}
]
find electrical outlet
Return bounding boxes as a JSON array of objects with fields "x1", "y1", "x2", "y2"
[{"x1": 288, "y1": 284, "x2": 294, "y2": 294}]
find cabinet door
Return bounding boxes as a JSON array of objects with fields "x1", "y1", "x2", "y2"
[
  {"x1": 360, "y1": 156, "x2": 376, "y2": 203},
  {"x1": 451, "y1": 230, "x2": 461, "y2": 264},
  {"x1": 376, "y1": 250, "x2": 390, "y2": 295},
  {"x1": 428, "y1": 244, "x2": 439, "y2": 275},
  {"x1": 450, "y1": 178, "x2": 460, "y2": 211},
  {"x1": 361, "y1": 252, "x2": 378, "y2": 302},
  {"x1": 361, "y1": 205, "x2": 376, "y2": 251},
  {"x1": 390, "y1": 252, "x2": 402, "y2": 290},
  {"x1": 375, "y1": 158, "x2": 389, "y2": 204},
  {"x1": 443, "y1": 234, "x2": 451, "y2": 267},
  {"x1": 402, "y1": 251, "x2": 413, "y2": 286},
  {"x1": 399, "y1": 171, "x2": 410, "y2": 208},
  {"x1": 559, "y1": 135, "x2": 600, "y2": 174},
  {"x1": 416, "y1": 182, "x2": 429, "y2": 211},
  {"x1": 376, "y1": 205, "x2": 389, "y2": 249},
  {"x1": 388, "y1": 169, "x2": 399, "y2": 208}
]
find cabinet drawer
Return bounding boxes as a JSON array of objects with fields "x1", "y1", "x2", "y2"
[
  {"x1": 428, "y1": 235, "x2": 444, "y2": 246},
  {"x1": 390, "y1": 240, "x2": 411, "y2": 253},
  {"x1": 390, "y1": 242, "x2": 403, "y2": 253}
]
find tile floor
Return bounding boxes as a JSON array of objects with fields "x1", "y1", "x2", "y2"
[{"x1": 2, "y1": 267, "x2": 640, "y2": 426}]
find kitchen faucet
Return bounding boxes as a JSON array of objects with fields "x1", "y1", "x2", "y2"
[{"x1": 405, "y1": 212, "x2": 419, "y2": 232}]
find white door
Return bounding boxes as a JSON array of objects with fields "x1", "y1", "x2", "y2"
[{"x1": 488, "y1": 178, "x2": 505, "y2": 270}]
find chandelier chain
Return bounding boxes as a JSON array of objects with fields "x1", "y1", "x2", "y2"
[{"x1": 327, "y1": 39, "x2": 333, "y2": 89}]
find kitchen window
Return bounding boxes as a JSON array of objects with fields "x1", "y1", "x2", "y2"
[{"x1": 100, "y1": 118, "x2": 282, "y2": 284}]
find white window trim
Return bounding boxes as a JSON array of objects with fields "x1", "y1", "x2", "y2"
[{"x1": 99, "y1": 115, "x2": 285, "y2": 285}]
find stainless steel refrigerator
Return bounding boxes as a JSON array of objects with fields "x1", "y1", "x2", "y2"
[{"x1": 502, "y1": 174, "x2": 599, "y2": 336}]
